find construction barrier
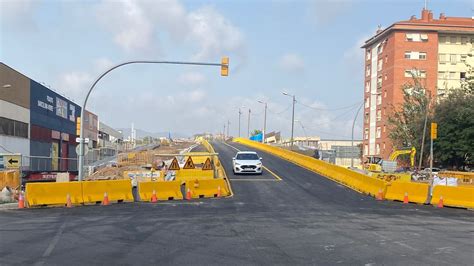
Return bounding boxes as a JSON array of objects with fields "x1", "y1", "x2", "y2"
[
  {"x1": 183, "y1": 152, "x2": 210, "y2": 165},
  {"x1": 0, "y1": 170, "x2": 21, "y2": 189},
  {"x1": 138, "y1": 181, "x2": 182, "y2": 201},
  {"x1": 82, "y1": 179, "x2": 133, "y2": 203},
  {"x1": 431, "y1": 185, "x2": 474, "y2": 209},
  {"x1": 186, "y1": 178, "x2": 230, "y2": 198},
  {"x1": 26, "y1": 182, "x2": 83, "y2": 207},
  {"x1": 175, "y1": 169, "x2": 214, "y2": 182},
  {"x1": 234, "y1": 138, "x2": 388, "y2": 197},
  {"x1": 385, "y1": 182, "x2": 429, "y2": 204}
]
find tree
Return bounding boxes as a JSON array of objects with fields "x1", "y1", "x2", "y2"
[
  {"x1": 250, "y1": 129, "x2": 262, "y2": 137},
  {"x1": 387, "y1": 76, "x2": 431, "y2": 166},
  {"x1": 434, "y1": 89, "x2": 474, "y2": 169}
]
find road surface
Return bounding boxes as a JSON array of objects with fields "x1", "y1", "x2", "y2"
[{"x1": 0, "y1": 141, "x2": 472, "y2": 265}]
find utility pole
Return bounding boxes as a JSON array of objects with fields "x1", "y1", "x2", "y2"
[
  {"x1": 418, "y1": 92, "x2": 431, "y2": 170},
  {"x1": 238, "y1": 109, "x2": 242, "y2": 137},
  {"x1": 223, "y1": 123, "x2": 226, "y2": 140},
  {"x1": 258, "y1": 101, "x2": 267, "y2": 143},
  {"x1": 283, "y1": 92, "x2": 296, "y2": 150},
  {"x1": 247, "y1": 108, "x2": 251, "y2": 138},
  {"x1": 227, "y1": 120, "x2": 230, "y2": 138}
]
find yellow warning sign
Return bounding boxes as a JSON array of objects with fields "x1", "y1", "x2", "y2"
[
  {"x1": 169, "y1": 157, "x2": 180, "y2": 170},
  {"x1": 4, "y1": 155, "x2": 21, "y2": 169},
  {"x1": 183, "y1": 156, "x2": 195, "y2": 169},
  {"x1": 202, "y1": 158, "x2": 213, "y2": 171}
]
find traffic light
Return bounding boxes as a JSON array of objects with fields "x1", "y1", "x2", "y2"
[
  {"x1": 431, "y1": 122, "x2": 437, "y2": 139},
  {"x1": 76, "y1": 117, "x2": 81, "y2": 136},
  {"x1": 221, "y1": 57, "x2": 229, "y2": 76}
]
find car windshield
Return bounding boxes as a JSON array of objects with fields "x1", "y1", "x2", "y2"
[{"x1": 236, "y1": 153, "x2": 259, "y2": 160}]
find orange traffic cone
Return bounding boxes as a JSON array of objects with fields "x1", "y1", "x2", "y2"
[
  {"x1": 66, "y1": 193, "x2": 72, "y2": 208},
  {"x1": 102, "y1": 192, "x2": 110, "y2": 206},
  {"x1": 18, "y1": 191, "x2": 25, "y2": 209},
  {"x1": 437, "y1": 196, "x2": 444, "y2": 208},
  {"x1": 403, "y1": 192, "x2": 409, "y2": 204},
  {"x1": 217, "y1": 186, "x2": 222, "y2": 198},
  {"x1": 376, "y1": 189, "x2": 383, "y2": 201},
  {"x1": 151, "y1": 190, "x2": 158, "y2": 203},
  {"x1": 186, "y1": 188, "x2": 192, "y2": 200}
]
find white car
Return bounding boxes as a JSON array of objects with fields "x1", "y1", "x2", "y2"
[{"x1": 232, "y1": 151, "x2": 263, "y2": 174}]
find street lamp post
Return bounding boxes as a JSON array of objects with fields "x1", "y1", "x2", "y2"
[
  {"x1": 77, "y1": 60, "x2": 227, "y2": 181},
  {"x1": 257, "y1": 100, "x2": 267, "y2": 143},
  {"x1": 282, "y1": 92, "x2": 296, "y2": 150},
  {"x1": 351, "y1": 102, "x2": 364, "y2": 168},
  {"x1": 247, "y1": 108, "x2": 251, "y2": 138},
  {"x1": 238, "y1": 106, "x2": 246, "y2": 138}
]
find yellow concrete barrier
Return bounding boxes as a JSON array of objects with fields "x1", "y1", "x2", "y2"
[
  {"x1": 0, "y1": 170, "x2": 21, "y2": 189},
  {"x1": 234, "y1": 138, "x2": 388, "y2": 197},
  {"x1": 138, "y1": 181, "x2": 182, "y2": 201},
  {"x1": 82, "y1": 179, "x2": 133, "y2": 203},
  {"x1": 385, "y1": 182, "x2": 429, "y2": 204},
  {"x1": 26, "y1": 182, "x2": 83, "y2": 207},
  {"x1": 186, "y1": 178, "x2": 230, "y2": 198},
  {"x1": 431, "y1": 185, "x2": 474, "y2": 208},
  {"x1": 175, "y1": 169, "x2": 214, "y2": 182}
]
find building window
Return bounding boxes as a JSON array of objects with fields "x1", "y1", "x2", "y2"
[
  {"x1": 406, "y1": 51, "x2": 426, "y2": 60},
  {"x1": 461, "y1": 54, "x2": 468, "y2": 62},
  {"x1": 419, "y1": 52, "x2": 427, "y2": 60},
  {"x1": 450, "y1": 54, "x2": 457, "y2": 64},
  {"x1": 378, "y1": 59, "x2": 383, "y2": 71},
  {"x1": 377, "y1": 95, "x2": 382, "y2": 105},
  {"x1": 384, "y1": 74, "x2": 387, "y2": 80},
  {"x1": 438, "y1": 71, "x2": 447, "y2": 79},
  {"x1": 383, "y1": 125, "x2": 386, "y2": 132},
  {"x1": 366, "y1": 65, "x2": 370, "y2": 77},
  {"x1": 439, "y1": 36, "x2": 446, "y2": 43},
  {"x1": 420, "y1": 34, "x2": 428, "y2": 41},
  {"x1": 405, "y1": 69, "x2": 426, "y2": 78},
  {"x1": 365, "y1": 81, "x2": 370, "y2": 92},
  {"x1": 376, "y1": 110, "x2": 381, "y2": 121},
  {"x1": 365, "y1": 97, "x2": 369, "y2": 108},
  {"x1": 449, "y1": 72, "x2": 456, "y2": 79},
  {"x1": 364, "y1": 113, "x2": 369, "y2": 124},
  {"x1": 364, "y1": 129, "x2": 369, "y2": 140},
  {"x1": 405, "y1": 52, "x2": 411, "y2": 59},
  {"x1": 0, "y1": 117, "x2": 28, "y2": 139},
  {"x1": 385, "y1": 56, "x2": 388, "y2": 63},
  {"x1": 366, "y1": 50, "x2": 371, "y2": 60},
  {"x1": 375, "y1": 144, "x2": 380, "y2": 155},
  {"x1": 406, "y1": 33, "x2": 426, "y2": 42},
  {"x1": 461, "y1": 36, "x2": 468, "y2": 44},
  {"x1": 376, "y1": 127, "x2": 381, "y2": 138},
  {"x1": 383, "y1": 142, "x2": 386, "y2": 149},
  {"x1": 439, "y1": 53, "x2": 447, "y2": 63},
  {"x1": 364, "y1": 145, "x2": 369, "y2": 156},
  {"x1": 377, "y1": 76, "x2": 382, "y2": 88},
  {"x1": 460, "y1": 72, "x2": 466, "y2": 80},
  {"x1": 377, "y1": 44, "x2": 383, "y2": 54},
  {"x1": 450, "y1": 36, "x2": 457, "y2": 44}
]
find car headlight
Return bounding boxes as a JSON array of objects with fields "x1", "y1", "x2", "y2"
[
  {"x1": 235, "y1": 162, "x2": 241, "y2": 166},
  {"x1": 256, "y1": 163, "x2": 262, "y2": 166}
]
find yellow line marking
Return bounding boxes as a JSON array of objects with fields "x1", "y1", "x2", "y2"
[
  {"x1": 230, "y1": 179, "x2": 278, "y2": 182},
  {"x1": 223, "y1": 141, "x2": 282, "y2": 181},
  {"x1": 262, "y1": 166, "x2": 283, "y2": 181}
]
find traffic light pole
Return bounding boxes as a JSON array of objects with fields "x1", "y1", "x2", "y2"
[{"x1": 78, "y1": 60, "x2": 228, "y2": 181}]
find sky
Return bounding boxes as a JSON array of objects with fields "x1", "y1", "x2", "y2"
[{"x1": 1, "y1": 0, "x2": 472, "y2": 140}]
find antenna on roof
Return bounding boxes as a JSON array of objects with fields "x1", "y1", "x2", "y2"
[{"x1": 424, "y1": 0, "x2": 427, "y2": 10}]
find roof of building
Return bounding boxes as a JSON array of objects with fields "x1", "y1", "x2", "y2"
[{"x1": 362, "y1": 9, "x2": 473, "y2": 48}]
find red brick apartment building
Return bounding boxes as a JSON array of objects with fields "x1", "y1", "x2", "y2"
[{"x1": 361, "y1": 9, "x2": 473, "y2": 160}]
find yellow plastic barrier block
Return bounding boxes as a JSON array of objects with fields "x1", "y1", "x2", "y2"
[
  {"x1": 385, "y1": 182, "x2": 429, "y2": 204},
  {"x1": 431, "y1": 185, "x2": 474, "y2": 209},
  {"x1": 175, "y1": 169, "x2": 214, "y2": 182},
  {"x1": 26, "y1": 182, "x2": 83, "y2": 207},
  {"x1": 82, "y1": 179, "x2": 133, "y2": 203},
  {"x1": 138, "y1": 181, "x2": 182, "y2": 201},
  {"x1": 186, "y1": 178, "x2": 230, "y2": 198}
]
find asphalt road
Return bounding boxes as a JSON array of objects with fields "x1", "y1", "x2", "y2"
[{"x1": 0, "y1": 141, "x2": 473, "y2": 265}]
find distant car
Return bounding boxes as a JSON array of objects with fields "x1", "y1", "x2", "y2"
[
  {"x1": 422, "y1": 167, "x2": 441, "y2": 175},
  {"x1": 232, "y1": 151, "x2": 263, "y2": 175}
]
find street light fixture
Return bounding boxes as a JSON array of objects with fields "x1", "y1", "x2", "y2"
[
  {"x1": 282, "y1": 91, "x2": 296, "y2": 150},
  {"x1": 77, "y1": 59, "x2": 229, "y2": 181},
  {"x1": 257, "y1": 100, "x2": 267, "y2": 143}
]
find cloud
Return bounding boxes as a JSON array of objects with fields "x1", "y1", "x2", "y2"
[
  {"x1": 96, "y1": 0, "x2": 245, "y2": 60},
  {"x1": 0, "y1": 0, "x2": 38, "y2": 30},
  {"x1": 278, "y1": 53, "x2": 305, "y2": 73},
  {"x1": 178, "y1": 72, "x2": 206, "y2": 86},
  {"x1": 307, "y1": 0, "x2": 352, "y2": 27}
]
